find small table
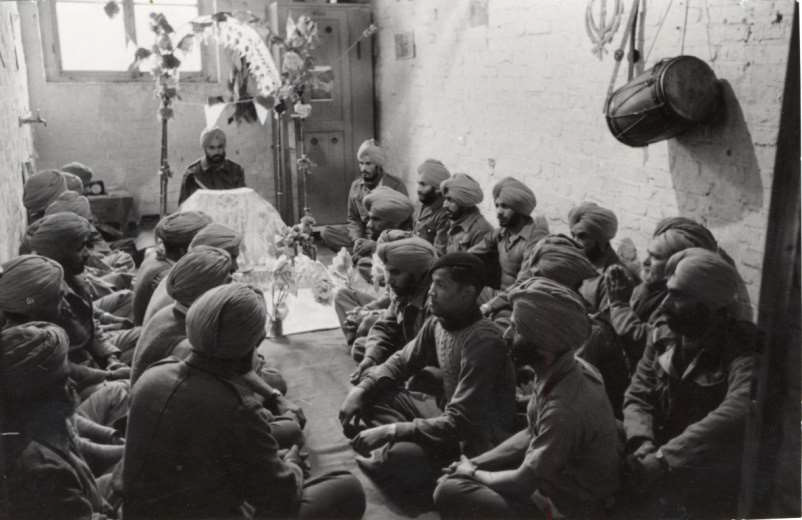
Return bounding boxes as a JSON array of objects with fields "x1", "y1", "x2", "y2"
[{"x1": 88, "y1": 190, "x2": 134, "y2": 231}]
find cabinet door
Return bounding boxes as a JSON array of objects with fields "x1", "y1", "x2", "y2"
[{"x1": 304, "y1": 131, "x2": 347, "y2": 225}]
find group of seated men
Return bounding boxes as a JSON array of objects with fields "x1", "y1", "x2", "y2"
[
  {"x1": 0, "y1": 134, "x2": 757, "y2": 520},
  {"x1": 2, "y1": 158, "x2": 366, "y2": 519},
  {"x1": 325, "y1": 138, "x2": 756, "y2": 518}
]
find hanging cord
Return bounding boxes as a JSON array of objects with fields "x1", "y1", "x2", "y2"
[
  {"x1": 680, "y1": 0, "x2": 691, "y2": 54},
  {"x1": 604, "y1": 0, "x2": 641, "y2": 112},
  {"x1": 644, "y1": 0, "x2": 674, "y2": 63}
]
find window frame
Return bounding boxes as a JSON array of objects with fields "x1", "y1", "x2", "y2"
[{"x1": 38, "y1": 0, "x2": 219, "y2": 83}]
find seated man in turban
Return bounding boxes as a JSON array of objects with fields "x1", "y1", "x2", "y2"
[
  {"x1": 339, "y1": 253, "x2": 516, "y2": 498},
  {"x1": 23, "y1": 169, "x2": 68, "y2": 222},
  {"x1": 132, "y1": 210, "x2": 212, "y2": 326},
  {"x1": 349, "y1": 237, "x2": 437, "y2": 381},
  {"x1": 334, "y1": 187, "x2": 415, "y2": 339},
  {"x1": 321, "y1": 138, "x2": 408, "y2": 252},
  {"x1": 178, "y1": 126, "x2": 246, "y2": 205},
  {"x1": 2, "y1": 322, "x2": 116, "y2": 520},
  {"x1": 131, "y1": 246, "x2": 302, "y2": 448},
  {"x1": 568, "y1": 202, "x2": 638, "y2": 314},
  {"x1": 441, "y1": 173, "x2": 494, "y2": 253},
  {"x1": 434, "y1": 278, "x2": 621, "y2": 519},
  {"x1": 44, "y1": 191, "x2": 136, "y2": 322},
  {"x1": 471, "y1": 176, "x2": 548, "y2": 298},
  {"x1": 142, "y1": 222, "x2": 242, "y2": 324},
  {"x1": 124, "y1": 283, "x2": 366, "y2": 520},
  {"x1": 413, "y1": 159, "x2": 451, "y2": 252},
  {"x1": 24, "y1": 214, "x2": 132, "y2": 393},
  {"x1": 61, "y1": 161, "x2": 94, "y2": 187},
  {"x1": 622, "y1": 248, "x2": 756, "y2": 519}
]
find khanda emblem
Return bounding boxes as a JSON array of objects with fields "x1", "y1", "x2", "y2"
[{"x1": 585, "y1": 0, "x2": 624, "y2": 60}]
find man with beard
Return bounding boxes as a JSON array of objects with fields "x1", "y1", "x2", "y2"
[
  {"x1": 568, "y1": 201, "x2": 637, "y2": 314},
  {"x1": 339, "y1": 253, "x2": 515, "y2": 499},
  {"x1": 321, "y1": 139, "x2": 407, "y2": 251},
  {"x1": 412, "y1": 159, "x2": 451, "y2": 252},
  {"x1": 349, "y1": 237, "x2": 437, "y2": 381},
  {"x1": 440, "y1": 173, "x2": 494, "y2": 253},
  {"x1": 622, "y1": 247, "x2": 756, "y2": 519},
  {"x1": 178, "y1": 127, "x2": 246, "y2": 205},
  {"x1": 471, "y1": 176, "x2": 548, "y2": 301},
  {"x1": 434, "y1": 278, "x2": 620, "y2": 519}
]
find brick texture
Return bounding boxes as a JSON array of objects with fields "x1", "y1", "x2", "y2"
[
  {"x1": 372, "y1": 0, "x2": 794, "y2": 313},
  {"x1": 0, "y1": 2, "x2": 35, "y2": 262}
]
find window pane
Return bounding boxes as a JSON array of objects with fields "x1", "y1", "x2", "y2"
[
  {"x1": 57, "y1": 1, "x2": 130, "y2": 71},
  {"x1": 134, "y1": 3, "x2": 201, "y2": 72}
]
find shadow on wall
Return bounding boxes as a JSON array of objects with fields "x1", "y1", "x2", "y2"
[{"x1": 667, "y1": 80, "x2": 764, "y2": 227}]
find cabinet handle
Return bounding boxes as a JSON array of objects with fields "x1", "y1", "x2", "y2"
[
  {"x1": 331, "y1": 137, "x2": 338, "y2": 144},
  {"x1": 310, "y1": 137, "x2": 319, "y2": 145}
]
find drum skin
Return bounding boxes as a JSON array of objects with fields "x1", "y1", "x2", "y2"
[{"x1": 605, "y1": 55, "x2": 720, "y2": 147}]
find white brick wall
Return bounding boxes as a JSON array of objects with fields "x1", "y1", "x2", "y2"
[
  {"x1": 372, "y1": 0, "x2": 794, "y2": 312},
  {"x1": 0, "y1": 2, "x2": 35, "y2": 262}
]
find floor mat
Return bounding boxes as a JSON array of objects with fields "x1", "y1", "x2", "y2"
[{"x1": 259, "y1": 330, "x2": 440, "y2": 520}]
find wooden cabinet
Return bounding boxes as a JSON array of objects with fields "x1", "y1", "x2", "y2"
[{"x1": 268, "y1": 1, "x2": 374, "y2": 225}]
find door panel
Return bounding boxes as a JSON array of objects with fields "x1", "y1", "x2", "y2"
[{"x1": 304, "y1": 131, "x2": 348, "y2": 225}]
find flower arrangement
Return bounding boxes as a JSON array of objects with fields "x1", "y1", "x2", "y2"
[
  {"x1": 275, "y1": 214, "x2": 317, "y2": 260},
  {"x1": 267, "y1": 255, "x2": 296, "y2": 328}
]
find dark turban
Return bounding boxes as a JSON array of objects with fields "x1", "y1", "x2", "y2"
[
  {"x1": 510, "y1": 277, "x2": 590, "y2": 354},
  {"x1": 521, "y1": 234, "x2": 597, "y2": 289},
  {"x1": 60, "y1": 171, "x2": 84, "y2": 193},
  {"x1": 492, "y1": 176, "x2": 537, "y2": 216},
  {"x1": 440, "y1": 173, "x2": 483, "y2": 208},
  {"x1": 28, "y1": 212, "x2": 93, "y2": 260},
  {"x1": 45, "y1": 191, "x2": 93, "y2": 221},
  {"x1": 186, "y1": 283, "x2": 266, "y2": 360},
  {"x1": 377, "y1": 237, "x2": 436, "y2": 276},
  {"x1": 364, "y1": 186, "x2": 415, "y2": 228},
  {"x1": 431, "y1": 252, "x2": 486, "y2": 289},
  {"x1": 357, "y1": 138, "x2": 386, "y2": 167},
  {"x1": 155, "y1": 211, "x2": 213, "y2": 248},
  {"x1": 0, "y1": 255, "x2": 64, "y2": 316},
  {"x1": 666, "y1": 247, "x2": 738, "y2": 311},
  {"x1": 189, "y1": 223, "x2": 243, "y2": 255},
  {"x1": 417, "y1": 159, "x2": 451, "y2": 188},
  {"x1": 200, "y1": 127, "x2": 226, "y2": 148},
  {"x1": 61, "y1": 162, "x2": 94, "y2": 184},
  {"x1": 568, "y1": 202, "x2": 618, "y2": 242},
  {"x1": 651, "y1": 217, "x2": 717, "y2": 258},
  {"x1": 23, "y1": 170, "x2": 68, "y2": 216},
  {"x1": 166, "y1": 245, "x2": 233, "y2": 308},
  {"x1": 2, "y1": 322, "x2": 70, "y2": 399}
]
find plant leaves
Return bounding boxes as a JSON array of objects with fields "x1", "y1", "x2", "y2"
[
  {"x1": 162, "y1": 54, "x2": 181, "y2": 70},
  {"x1": 176, "y1": 34, "x2": 195, "y2": 53}
]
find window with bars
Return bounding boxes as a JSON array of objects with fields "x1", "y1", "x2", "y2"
[{"x1": 39, "y1": 0, "x2": 215, "y2": 81}]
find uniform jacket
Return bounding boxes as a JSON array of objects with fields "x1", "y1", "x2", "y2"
[{"x1": 178, "y1": 157, "x2": 246, "y2": 205}]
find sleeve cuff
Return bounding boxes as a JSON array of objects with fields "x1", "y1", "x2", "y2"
[{"x1": 393, "y1": 421, "x2": 415, "y2": 441}]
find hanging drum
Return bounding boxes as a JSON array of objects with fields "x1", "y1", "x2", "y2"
[{"x1": 605, "y1": 55, "x2": 721, "y2": 147}]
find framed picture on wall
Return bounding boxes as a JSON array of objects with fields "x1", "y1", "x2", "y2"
[
  {"x1": 310, "y1": 65, "x2": 334, "y2": 101},
  {"x1": 394, "y1": 31, "x2": 415, "y2": 60}
]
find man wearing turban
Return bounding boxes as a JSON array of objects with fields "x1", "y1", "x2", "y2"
[
  {"x1": 340, "y1": 252, "x2": 516, "y2": 497},
  {"x1": 23, "y1": 169, "x2": 68, "y2": 222},
  {"x1": 142, "y1": 222, "x2": 243, "y2": 324},
  {"x1": 24, "y1": 213, "x2": 131, "y2": 392},
  {"x1": 2, "y1": 322, "x2": 116, "y2": 520},
  {"x1": 178, "y1": 127, "x2": 246, "y2": 205},
  {"x1": 124, "y1": 283, "x2": 366, "y2": 519},
  {"x1": 132, "y1": 210, "x2": 212, "y2": 325},
  {"x1": 321, "y1": 138, "x2": 408, "y2": 251},
  {"x1": 434, "y1": 278, "x2": 620, "y2": 519},
  {"x1": 568, "y1": 202, "x2": 637, "y2": 314},
  {"x1": 349, "y1": 237, "x2": 437, "y2": 382},
  {"x1": 471, "y1": 176, "x2": 549, "y2": 293},
  {"x1": 622, "y1": 247, "x2": 756, "y2": 519},
  {"x1": 413, "y1": 158, "x2": 451, "y2": 252},
  {"x1": 440, "y1": 173, "x2": 494, "y2": 253}
]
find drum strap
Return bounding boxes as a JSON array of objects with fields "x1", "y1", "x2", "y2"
[{"x1": 605, "y1": 0, "x2": 641, "y2": 111}]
